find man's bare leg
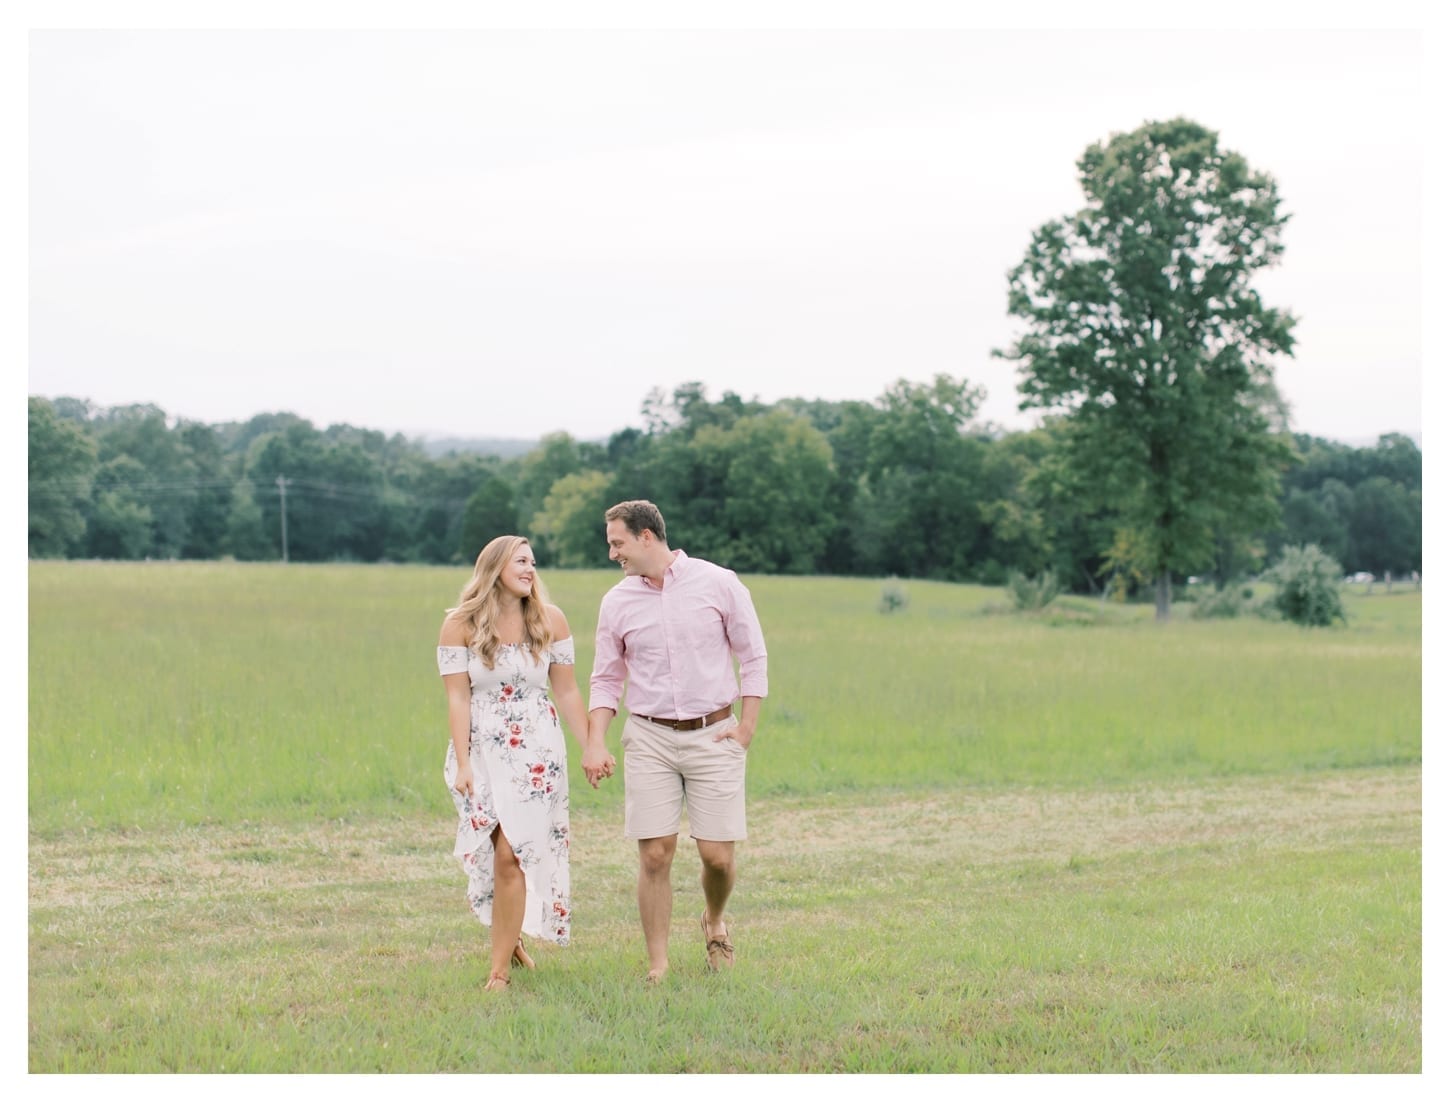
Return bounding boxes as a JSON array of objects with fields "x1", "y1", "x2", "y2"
[
  {"x1": 638, "y1": 834, "x2": 678, "y2": 981},
  {"x1": 696, "y1": 839, "x2": 736, "y2": 967}
]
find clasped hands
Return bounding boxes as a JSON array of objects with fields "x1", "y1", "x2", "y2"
[{"x1": 581, "y1": 740, "x2": 615, "y2": 789}]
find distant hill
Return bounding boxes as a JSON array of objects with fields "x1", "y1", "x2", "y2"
[{"x1": 415, "y1": 436, "x2": 540, "y2": 459}]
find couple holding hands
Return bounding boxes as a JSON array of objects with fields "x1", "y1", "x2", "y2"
[{"x1": 437, "y1": 500, "x2": 768, "y2": 990}]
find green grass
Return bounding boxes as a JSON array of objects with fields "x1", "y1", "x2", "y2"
[
  {"x1": 27, "y1": 564, "x2": 1421, "y2": 832},
  {"x1": 26, "y1": 562, "x2": 1421, "y2": 1072},
  {"x1": 28, "y1": 774, "x2": 1418, "y2": 1072}
]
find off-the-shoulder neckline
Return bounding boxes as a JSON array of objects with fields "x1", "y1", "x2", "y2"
[{"x1": 440, "y1": 638, "x2": 573, "y2": 649}]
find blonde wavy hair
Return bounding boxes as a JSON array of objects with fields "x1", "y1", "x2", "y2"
[{"x1": 447, "y1": 535, "x2": 553, "y2": 668}]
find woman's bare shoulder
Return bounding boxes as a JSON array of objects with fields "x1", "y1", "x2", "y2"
[
  {"x1": 439, "y1": 611, "x2": 470, "y2": 647},
  {"x1": 544, "y1": 603, "x2": 571, "y2": 636}
]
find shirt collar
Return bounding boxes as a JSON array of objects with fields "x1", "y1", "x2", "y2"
[{"x1": 640, "y1": 548, "x2": 686, "y2": 589}]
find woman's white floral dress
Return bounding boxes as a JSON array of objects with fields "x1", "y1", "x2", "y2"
[{"x1": 437, "y1": 639, "x2": 574, "y2": 945}]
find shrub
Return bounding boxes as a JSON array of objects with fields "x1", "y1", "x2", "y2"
[
  {"x1": 1007, "y1": 569, "x2": 1060, "y2": 611},
  {"x1": 877, "y1": 578, "x2": 909, "y2": 614},
  {"x1": 1190, "y1": 585, "x2": 1247, "y2": 619},
  {"x1": 1263, "y1": 545, "x2": 1348, "y2": 627}
]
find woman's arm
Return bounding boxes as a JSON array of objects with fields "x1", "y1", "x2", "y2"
[
  {"x1": 546, "y1": 605, "x2": 614, "y2": 787},
  {"x1": 440, "y1": 615, "x2": 475, "y2": 796}
]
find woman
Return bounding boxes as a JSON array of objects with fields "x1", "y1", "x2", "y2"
[{"x1": 437, "y1": 535, "x2": 614, "y2": 990}]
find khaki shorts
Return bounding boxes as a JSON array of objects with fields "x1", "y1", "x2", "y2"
[{"x1": 620, "y1": 713, "x2": 747, "y2": 841}]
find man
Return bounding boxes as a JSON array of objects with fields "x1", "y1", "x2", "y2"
[{"x1": 587, "y1": 500, "x2": 768, "y2": 983}]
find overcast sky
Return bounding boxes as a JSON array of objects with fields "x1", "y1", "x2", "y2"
[{"x1": 27, "y1": 20, "x2": 1427, "y2": 445}]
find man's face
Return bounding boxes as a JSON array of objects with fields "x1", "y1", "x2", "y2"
[{"x1": 605, "y1": 519, "x2": 649, "y2": 575}]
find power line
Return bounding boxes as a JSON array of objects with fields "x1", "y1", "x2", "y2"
[{"x1": 26, "y1": 474, "x2": 481, "y2": 512}]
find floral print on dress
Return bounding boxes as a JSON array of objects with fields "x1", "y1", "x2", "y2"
[
  {"x1": 515, "y1": 758, "x2": 565, "y2": 803},
  {"x1": 438, "y1": 638, "x2": 576, "y2": 945},
  {"x1": 548, "y1": 893, "x2": 571, "y2": 942}
]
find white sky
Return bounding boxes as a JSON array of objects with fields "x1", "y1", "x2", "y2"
[{"x1": 24, "y1": 8, "x2": 1431, "y2": 445}]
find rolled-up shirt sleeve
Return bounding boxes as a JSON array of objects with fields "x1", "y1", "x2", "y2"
[
  {"x1": 589, "y1": 603, "x2": 628, "y2": 713},
  {"x1": 723, "y1": 576, "x2": 768, "y2": 699}
]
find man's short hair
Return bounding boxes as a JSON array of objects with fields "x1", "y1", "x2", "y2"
[{"x1": 605, "y1": 499, "x2": 667, "y2": 543}]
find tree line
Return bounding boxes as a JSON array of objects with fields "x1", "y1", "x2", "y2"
[
  {"x1": 27, "y1": 383, "x2": 1420, "y2": 593},
  {"x1": 25, "y1": 119, "x2": 1424, "y2": 612}
]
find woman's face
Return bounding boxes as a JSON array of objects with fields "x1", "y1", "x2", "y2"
[{"x1": 497, "y1": 544, "x2": 537, "y2": 600}]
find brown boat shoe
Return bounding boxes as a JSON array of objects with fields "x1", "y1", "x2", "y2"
[{"x1": 701, "y1": 911, "x2": 734, "y2": 972}]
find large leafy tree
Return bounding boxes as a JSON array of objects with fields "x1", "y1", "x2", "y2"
[
  {"x1": 1018, "y1": 418, "x2": 1118, "y2": 594},
  {"x1": 775, "y1": 397, "x2": 880, "y2": 572},
  {"x1": 1277, "y1": 482, "x2": 1352, "y2": 567},
  {"x1": 176, "y1": 422, "x2": 233, "y2": 558},
  {"x1": 715, "y1": 410, "x2": 837, "y2": 574},
  {"x1": 604, "y1": 385, "x2": 753, "y2": 559},
  {"x1": 459, "y1": 475, "x2": 520, "y2": 562},
  {"x1": 243, "y1": 423, "x2": 328, "y2": 561},
  {"x1": 1347, "y1": 476, "x2": 1420, "y2": 576},
  {"x1": 998, "y1": 118, "x2": 1295, "y2": 619},
  {"x1": 224, "y1": 479, "x2": 274, "y2": 561},
  {"x1": 532, "y1": 469, "x2": 615, "y2": 568},
  {"x1": 85, "y1": 455, "x2": 155, "y2": 559},
  {"x1": 512, "y1": 433, "x2": 585, "y2": 564},
  {"x1": 88, "y1": 404, "x2": 201, "y2": 558},
  {"x1": 853, "y1": 375, "x2": 990, "y2": 580},
  {"x1": 28, "y1": 397, "x2": 98, "y2": 557}
]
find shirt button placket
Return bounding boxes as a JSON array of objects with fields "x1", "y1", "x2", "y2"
[{"x1": 663, "y1": 590, "x2": 680, "y2": 719}]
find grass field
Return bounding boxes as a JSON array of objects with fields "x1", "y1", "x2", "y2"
[{"x1": 27, "y1": 562, "x2": 1422, "y2": 1072}]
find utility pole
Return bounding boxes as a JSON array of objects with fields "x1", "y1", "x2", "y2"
[{"x1": 276, "y1": 475, "x2": 291, "y2": 563}]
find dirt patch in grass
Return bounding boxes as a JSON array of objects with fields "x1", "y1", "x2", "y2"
[
  {"x1": 748, "y1": 768, "x2": 1417, "y2": 865},
  {"x1": 30, "y1": 768, "x2": 1419, "y2": 913}
]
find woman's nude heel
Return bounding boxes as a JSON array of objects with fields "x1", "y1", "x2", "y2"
[{"x1": 511, "y1": 938, "x2": 535, "y2": 970}]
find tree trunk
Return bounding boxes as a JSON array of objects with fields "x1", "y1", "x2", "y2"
[{"x1": 1155, "y1": 569, "x2": 1172, "y2": 622}]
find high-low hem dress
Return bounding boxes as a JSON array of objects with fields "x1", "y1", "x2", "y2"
[{"x1": 437, "y1": 639, "x2": 573, "y2": 945}]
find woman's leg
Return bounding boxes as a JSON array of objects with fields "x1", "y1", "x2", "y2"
[{"x1": 488, "y1": 826, "x2": 526, "y2": 986}]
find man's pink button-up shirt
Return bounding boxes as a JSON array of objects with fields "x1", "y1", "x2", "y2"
[{"x1": 589, "y1": 549, "x2": 768, "y2": 719}]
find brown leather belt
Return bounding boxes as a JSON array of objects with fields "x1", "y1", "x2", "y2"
[{"x1": 633, "y1": 705, "x2": 734, "y2": 731}]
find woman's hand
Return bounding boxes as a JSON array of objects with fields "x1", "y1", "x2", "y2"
[
  {"x1": 452, "y1": 762, "x2": 476, "y2": 798},
  {"x1": 581, "y1": 742, "x2": 614, "y2": 789}
]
